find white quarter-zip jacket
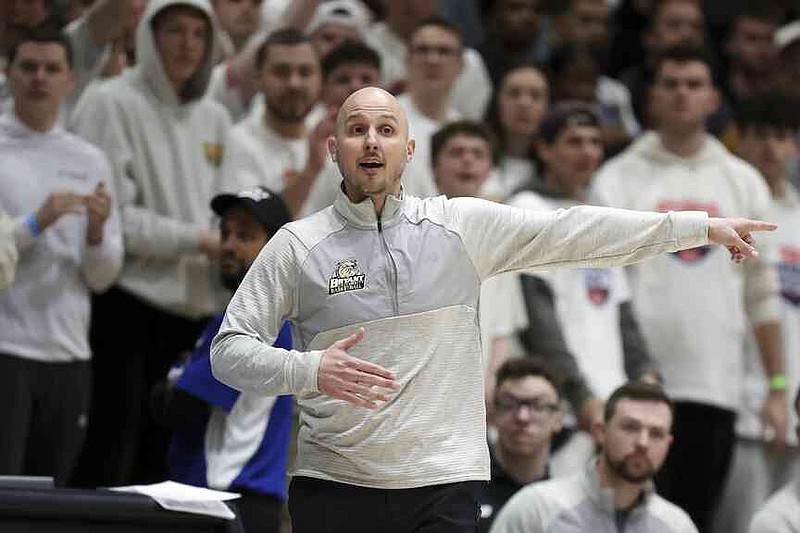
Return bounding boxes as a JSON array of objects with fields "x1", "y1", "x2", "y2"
[{"x1": 212, "y1": 188, "x2": 708, "y2": 489}]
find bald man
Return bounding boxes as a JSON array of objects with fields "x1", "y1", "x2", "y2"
[{"x1": 211, "y1": 87, "x2": 777, "y2": 533}]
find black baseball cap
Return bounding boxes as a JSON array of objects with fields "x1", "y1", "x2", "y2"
[{"x1": 211, "y1": 186, "x2": 292, "y2": 235}]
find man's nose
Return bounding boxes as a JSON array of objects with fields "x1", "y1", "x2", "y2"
[{"x1": 364, "y1": 126, "x2": 379, "y2": 148}]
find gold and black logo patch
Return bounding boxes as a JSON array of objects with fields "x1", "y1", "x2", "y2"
[
  {"x1": 204, "y1": 142, "x2": 224, "y2": 166},
  {"x1": 329, "y1": 259, "x2": 366, "y2": 295}
]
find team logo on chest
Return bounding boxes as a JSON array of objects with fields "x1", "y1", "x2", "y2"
[
  {"x1": 328, "y1": 259, "x2": 366, "y2": 295},
  {"x1": 779, "y1": 246, "x2": 800, "y2": 307},
  {"x1": 657, "y1": 199, "x2": 719, "y2": 263}
]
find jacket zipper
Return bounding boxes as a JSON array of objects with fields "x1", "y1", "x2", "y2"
[{"x1": 377, "y1": 217, "x2": 399, "y2": 315}]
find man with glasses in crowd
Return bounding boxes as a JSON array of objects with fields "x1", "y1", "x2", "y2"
[{"x1": 478, "y1": 357, "x2": 563, "y2": 532}]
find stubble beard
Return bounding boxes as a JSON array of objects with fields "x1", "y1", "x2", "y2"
[{"x1": 605, "y1": 449, "x2": 656, "y2": 484}]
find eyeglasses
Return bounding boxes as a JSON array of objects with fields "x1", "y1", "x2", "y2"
[
  {"x1": 409, "y1": 44, "x2": 462, "y2": 59},
  {"x1": 494, "y1": 396, "x2": 560, "y2": 417}
]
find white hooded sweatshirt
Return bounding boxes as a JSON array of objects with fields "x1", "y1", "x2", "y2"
[
  {"x1": 592, "y1": 132, "x2": 781, "y2": 410},
  {"x1": 70, "y1": 0, "x2": 232, "y2": 319}
]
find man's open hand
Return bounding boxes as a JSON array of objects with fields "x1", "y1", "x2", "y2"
[
  {"x1": 708, "y1": 218, "x2": 777, "y2": 263},
  {"x1": 318, "y1": 328, "x2": 400, "y2": 409}
]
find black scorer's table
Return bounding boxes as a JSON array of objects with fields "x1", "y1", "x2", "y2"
[{"x1": 0, "y1": 486, "x2": 243, "y2": 533}]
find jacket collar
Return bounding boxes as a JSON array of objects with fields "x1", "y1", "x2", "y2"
[{"x1": 333, "y1": 182, "x2": 406, "y2": 230}]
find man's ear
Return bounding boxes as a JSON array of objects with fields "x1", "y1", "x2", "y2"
[
  {"x1": 328, "y1": 137, "x2": 338, "y2": 162},
  {"x1": 406, "y1": 138, "x2": 416, "y2": 161},
  {"x1": 590, "y1": 420, "x2": 606, "y2": 447}
]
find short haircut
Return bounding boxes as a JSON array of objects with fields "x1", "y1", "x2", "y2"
[
  {"x1": 734, "y1": 0, "x2": 782, "y2": 26},
  {"x1": 604, "y1": 382, "x2": 674, "y2": 423},
  {"x1": 538, "y1": 101, "x2": 600, "y2": 144},
  {"x1": 495, "y1": 357, "x2": 562, "y2": 399},
  {"x1": 735, "y1": 91, "x2": 800, "y2": 136},
  {"x1": 7, "y1": 26, "x2": 74, "y2": 68},
  {"x1": 322, "y1": 40, "x2": 381, "y2": 80},
  {"x1": 408, "y1": 15, "x2": 464, "y2": 48},
  {"x1": 430, "y1": 120, "x2": 499, "y2": 167},
  {"x1": 652, "y1": 44, "x2": 715, "y2": 82},
  {"x1": 256, "y1": 27, "x2": 314, "y2": 70}
]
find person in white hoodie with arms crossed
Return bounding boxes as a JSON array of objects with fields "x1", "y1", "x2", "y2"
[{"x1": 70, "y1": 0, "x2": 232, "y2": 487}]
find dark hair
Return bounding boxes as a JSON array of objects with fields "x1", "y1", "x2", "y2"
[
  {"x1": 431, "y1": 120, "x2": 499, "y2": 167},
  {"x1": 7, "y1": 26, "x2": 73, "y2": 68},
  {"x1": 652, "y1": 44, "x2": 715, "y2": 82},
  {"x1": 151, "y1": 3, "x2": 209, "y2": 33},
  {"x1": 322, "y1": 40, "x2": 381, "y2": 79},
  {"x1": 484, "y1": 60, "x2": 549, "y2": 159},
  {"x1": 538, "y1": 101, "x2": 601, "y2": 144},
  {"x1": 735, "y1": 90, "x2": 800, "y2": 136},
  {"x1": 256, "y1": 27, "x2": 314, "y2": 69},
  {"x1": 407, "y1": 15, "x2": 464, "y2": 48},
  {"x1": 495, "y1": 357, "x2": 562, "y2": 399},
  {"x1": 734, "y1": 0, "x2": 783, "y2": 26},
  {"x1": 548, "y1": 43, "x2": 602, "y2": 80},
  {"x1": 604, "y1": 382, "x2": 674, "y2": 423}
]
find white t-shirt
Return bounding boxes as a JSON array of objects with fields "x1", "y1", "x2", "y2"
[
  {"x1": 219, "y1": 106, "x2": 309, "y2": 194},
  {"x1": 398, "y1": 93, "x2": 460, "y2": 199},
  {"x1": 481, "y1": 156, "x2": 537, "y2": 202},
  {"x1": 511, "y1": 190, "x2": 631, "y2": 399}
]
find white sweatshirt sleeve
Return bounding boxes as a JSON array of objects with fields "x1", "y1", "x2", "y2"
[
  {"x1": 448, "y1": 197, "x2": 709, "y2": 281},
  {"x1": 211, "y1": 228, "x2": 323, "y2": 395},
  {"x1": 741, "y1": 169, "x2": 781, "y2": 325},
  {"x1": 0, "y1": 210, "x2": 17, "y2": 291},
  {"x1": 80, "y1": 155, "x2": 124, "y2": 292},
  {"x1": 70, "y1": 85, "x2": 204, "y2": 259}
]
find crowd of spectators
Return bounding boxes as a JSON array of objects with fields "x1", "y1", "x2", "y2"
[{"x1": 1, "y1": 0, "x2": 799, "y2": 531}]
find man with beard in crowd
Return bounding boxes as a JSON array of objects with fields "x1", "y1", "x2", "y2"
[
  {"x1": 220, "y1": 28, "x2": 322, "y2": 195},
  {"x1": 490, "y1": 382, "x2": 697, "y2": 532},
  {"x1": 158, "y1": 187, "x2": 294, "y2": 533}
]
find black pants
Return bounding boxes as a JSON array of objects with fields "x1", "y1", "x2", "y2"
[
  {"x1": 70, "y1": 287, "x2": 208, "y2": 487},
  {"x1": 289, "y1": 477, "x2": 482, "y2": 533},
  {"x1": 231, "y1": 492, "x2": 283, "y2": 533},
  {"x1": 0, "y1": 353, "x2": 90, "y2": 485},
  {"x1": 654, "y1": 401, "x2": 736, "y2": 532}
]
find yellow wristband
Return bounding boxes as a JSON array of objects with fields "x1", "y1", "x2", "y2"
[{"x1": 769, "y1": 374, "x2": 787, "y2": 391}]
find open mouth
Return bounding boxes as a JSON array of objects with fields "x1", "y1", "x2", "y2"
[{"x1": 359, "y1": 161, "x2": 384, "y2": 169}]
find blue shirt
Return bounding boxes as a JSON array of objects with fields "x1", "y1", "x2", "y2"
[{"x1": 169, "y1": 315, "x2": 293, "y2": 500}]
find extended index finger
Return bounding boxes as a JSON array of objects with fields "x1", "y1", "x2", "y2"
[{"x1": 741, "y1": 219, "x2": 777, "y2": 232}]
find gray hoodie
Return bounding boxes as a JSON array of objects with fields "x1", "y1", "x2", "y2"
[{"x1": 71, "y1": 0, "x2": 232, "y2": 318}]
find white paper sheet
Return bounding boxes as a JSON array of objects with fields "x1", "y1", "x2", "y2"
[{"x1": 109, "y1": 480, "x2": 241, "y2": 520}]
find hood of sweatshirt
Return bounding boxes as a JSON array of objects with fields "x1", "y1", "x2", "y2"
[
  {"x1": 134, "y1": 0, "x2": 219, "y2": 106},
  {"x1": 627, "y1": 130, "x2": 731, "y2": 166}
]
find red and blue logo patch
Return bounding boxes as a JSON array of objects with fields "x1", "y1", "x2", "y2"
[
  {"x1": 779, "y1": 246, "x2": 800, "y2": 307},
  {"x1": 657, "y1": 200, "x2": 720, "y2": 264},
  {"x1": 584, "y1": 268, "x2": 611, "y2": 306}
]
